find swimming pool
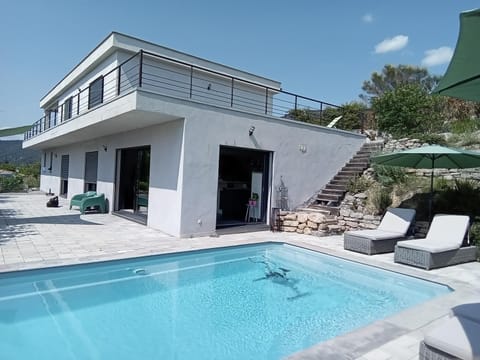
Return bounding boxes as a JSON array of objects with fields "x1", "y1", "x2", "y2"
[{"x1": 0, "y1": 243, "x2": 450, "y2": 359}]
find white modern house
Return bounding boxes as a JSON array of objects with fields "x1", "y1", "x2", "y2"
[{"x1": 23, "y1": 32, "x2": 365, "y2": 237}]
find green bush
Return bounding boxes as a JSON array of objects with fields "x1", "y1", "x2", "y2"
[
  {"x1": 469, "y1": 221, "x2": 480, "y2": 247},
  {"x1": 410, "y1": 133, "x2": 447, "y2": 146},
  {"x1": 368, "y1": 185, "x2": 392, "y2": 215},
  {"x1": 450, "y1": 118, "x2": 480, "y2": 134},
  {"x1": 0, "y1": 175, "x2": 25, "y2": 192},
  {"x1": 347, "y1": 175, "x2": 372, "y2": 194},
  {"x1": 434, "y1": 179, "x2": 480, "y2": 219},
  {"x1": 373, "y1": 164, "x2": 407, "y2": 186}
]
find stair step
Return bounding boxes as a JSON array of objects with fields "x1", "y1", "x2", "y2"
[
  {"x1": 297, "y1": 207, "x2": 331, "y2": 215},
  {"x1": 325, "y1": 184, "x2": 347, "y2": 191},
  {"x1": 309, "y1": 205, "x2": 340, "y2": 216},
  {"x1": 316, "y1": 194, "x2": 341, "y2": 201},
  {"x1": 322, "y1": 189, "x2": 345, "y2": 195},
  {"x1": 337, "y1": 170, "x2": 361, "y2": 176},
  {"x1": 333, "y1": 175, "x2": 352, "y2": 181},
  {"x1": 330, "y1": 179, "x2": 349, "y2": 185}
]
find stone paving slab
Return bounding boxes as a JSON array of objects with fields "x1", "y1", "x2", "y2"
[{"x1": 1, "y1": 192, "x2": 480, "y2": 360}]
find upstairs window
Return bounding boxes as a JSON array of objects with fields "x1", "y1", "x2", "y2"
[
  {"x1": 63, "y1": 97, "x2": 73, "y2": 121},
  {"x1": 88, "y1": 76, "x2": 104, "y2": 109}
]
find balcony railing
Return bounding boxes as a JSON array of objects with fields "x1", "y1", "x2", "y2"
[{"x1": 25, "y1": 50, "x2": 342, "y2": 141}]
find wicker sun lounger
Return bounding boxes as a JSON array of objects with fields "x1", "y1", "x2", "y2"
[
  {"x1": 344, "y1": 208, "x2": 416, "y2": 255},
  {"x1": 419, "y1": 315, "x2": 480, "y2": 359},
  {"x1": 394, "y1": 214, "x2": 477, "y2": 270}
]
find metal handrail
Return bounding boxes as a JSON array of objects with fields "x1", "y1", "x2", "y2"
[{"x1": 25, "y1": 50, "x2": 344, "y2": 141}]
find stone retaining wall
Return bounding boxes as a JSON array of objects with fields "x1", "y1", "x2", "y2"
[{"x1": 277, "y1": 137, "x2": 476, "y2": 238}]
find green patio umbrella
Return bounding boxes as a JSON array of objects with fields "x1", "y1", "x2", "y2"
[
  {"x1": 371, "y1": 145, "x2": 480, "y2": 219},
  {"x1": 432, "y1": 9, "x2": 480, "y2": 101}
]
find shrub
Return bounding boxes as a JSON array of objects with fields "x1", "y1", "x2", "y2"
[
  {"x1": 367, "y1": 185, "x2": 392, "y2": 215},
  {"x1": 0, "y1": 175, "x2": 24, "y2": 192},
  {"x1": 450, "y1": 118, "x2": 480, "y2": 134},
  {"x1": 373, "y1": 164, "x2": 407, "y2": 186},
  {"x1": 410, "y1": 133, "x2": 447, "y2": 146},
  {"x1": 434, "y1": 179, "x2": 480, "y2": 219},
  {"x1": 347, "y1": 175, "x2": 372, "y2": 194}
]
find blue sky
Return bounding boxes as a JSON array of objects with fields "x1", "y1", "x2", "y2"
[{"x1": 1, "y1": 0, "x2": 479, "y2": 130}]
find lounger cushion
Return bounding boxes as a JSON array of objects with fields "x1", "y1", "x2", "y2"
[
  {"x1": 425, "y1": 214, "x2": 470, "y2": 246},
  {"x1": 451, "y1": 301, "x2": 480, "y2": 324},
  {"x1": 424, "y1": 316, "x2": 480, "y2": 360},
  {"x1": 396, "y1": 239, "x2": 460, "y2": 253},
  {"x1": 377, "y1": 207, "x2": 416, "y2": 234},
  {"x1": 344, "y1": 230, "x2": 404, "y2": 241}
]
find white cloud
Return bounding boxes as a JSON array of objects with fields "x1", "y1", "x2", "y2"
[
  {"x1": 362, "y1": 13, "x2": 373, "y2": 23},
  {"x1": 421, "y1": 46, "x2": 453, "y2": 67},
  {"x1": 374, "y1": 35, "x2": 409, "y2": 54}
]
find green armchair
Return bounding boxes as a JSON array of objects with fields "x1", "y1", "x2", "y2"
[{"x1": 70, "y1": 191, "x2": 106, "y2": 214}]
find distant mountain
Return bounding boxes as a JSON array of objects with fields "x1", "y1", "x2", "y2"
[{"x1": 0, "y1": 140, "x2": 40, "y2": 164}]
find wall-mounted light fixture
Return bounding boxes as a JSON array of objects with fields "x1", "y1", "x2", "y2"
[
  {"x1": 54, "y1": 153, "x2": 58, "y2": 158},
  {"x1": 207, "y1": 83, "x2": 212, "y2": 90},
  {"x1": 299, "y1": 144, "x2": 307, "y2": 153},
  {"x1": 102, "y1": 145, "x2": 108, "y2": 152},
  {"x1": 249, "y1": 126, "x2": 255, "y2": 136}
]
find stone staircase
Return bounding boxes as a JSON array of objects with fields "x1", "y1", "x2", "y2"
[{"x1": 300, "y1": 141, "x2": 384, "y2": 215}]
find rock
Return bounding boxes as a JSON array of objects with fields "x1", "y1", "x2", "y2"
[
  {"x1": 303, "y1": 227, "x2": 312, "y2": 235},
  {"x1": 327, "y1": 224, "x2": 342, "y2": 232},
  {"x1": 307, "y1": 221, "x2": 318, "y2": 229},
  {"x1": 307, "y1": 213, "x2": 325, "y2": 223},
  {"x1": 282, "y1": 226, "x2": 297, "y2": 232},
  {"x1": 338, "y1": 220, "x2": 346, "y2": 226},
  {"x1": 296, "y1": 229, "x2": 304, "y2": 234},
  {"x1": 279, "y1": 210, "x2": 290, "y2": 216},
  {"x1": 360, "y1": 223, "x2": 377, "y2": 229},
  {"x1": 363, "y1": 215, "x2": 375, "y2": 220},
  {"x1": 284, "y1": 213, "x2": 297, "y2": 221},
  {"x1": 354, "y1": 192, "x2": 367, "y2": 199},
  {"x1": 339, "y1": 209, "x2": 351, "y2": 217},
  {"x1": 297, "y1": 213, "x2": 308, "y2": 223},
  {"x1": 346, "y1": 221, "x2": 359, "y2": 227},
  {"x1": 345, "y1": 195, "x2": 355, "y2": 202},
  {"x1": 298, "y1": 223, "x2": 306, "y2": 230},
  {"x1": 283, "y1": 220, "x2": 299, "y2": 227},
  {"x1": 351, "y1": 212, "x2": 363, "y2": 219}
]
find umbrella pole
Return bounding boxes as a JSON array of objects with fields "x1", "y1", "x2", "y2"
[{"x1": 429, "y1": 157, "x2": 434, "y2": 221}]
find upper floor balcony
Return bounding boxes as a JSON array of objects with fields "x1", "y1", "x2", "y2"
[{"x1": 24, "y1": 37, "x2": 341, "y2": 148}]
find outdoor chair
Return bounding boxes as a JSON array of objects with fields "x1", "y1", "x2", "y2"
[
  {"x1": 419, "y1": 300, "x2": 480, "y2": 360},
  {"x1": 394, "y1": 214, "x2": 477, "y2": 270},
  {"x1": 343, "y1": 208, "x2": 416, "y2": 255},
  {"x1": 70, "y1": 192, "x2": 106, "y2": 214},
  {"x1": 69, "y1": 191, "x2": 97, "y2": 210}
]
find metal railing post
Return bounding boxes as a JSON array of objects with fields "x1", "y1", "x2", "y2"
[
  {"x1": 294, "y1": 95, "x2": 297, "y2": 111},
  {"x1": 189, "y1": 66, "x2": 193, "y2": 98},
  {"x1": 265, "y1": 88, "x2": 268, "y2": 114},
  {"x1": 230, "y1": 78, "x2": 234, "y2": 107},
  {"x1": 77, "y1": 92, "x2": 80, "y2": 115},
  {"x1": 116, "y1": 66, "x2": 121, "y2": 96},
  {"x1": 138, "y1": 50, "x2": 144, "y2": 87}
]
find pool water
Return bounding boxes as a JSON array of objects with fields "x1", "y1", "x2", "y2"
[{"x1": 0, "y1": 243, "x2": 450, "y2": 359}]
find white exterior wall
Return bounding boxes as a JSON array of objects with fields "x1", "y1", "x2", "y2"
[
  {"x1": 133, "y1": 91, "x2": 365, "y2": 237},
  {"x1": 39, "y1": 120, "x2": 185, "y2": 236}
]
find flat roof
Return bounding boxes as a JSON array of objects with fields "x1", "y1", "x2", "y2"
[{"x1": 40, "y1": 32, "x2": 282, "y2": 108}]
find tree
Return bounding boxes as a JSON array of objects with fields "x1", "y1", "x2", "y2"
[
  {"x1": 372, "y1": 84, "x2": 444, "y2": 138},
  {"x1": 361, "y1": 65, "x2": 441, "y2": 103},
  {"x1": 322, "y1": 102, "x2": 368, "y2": 131}
]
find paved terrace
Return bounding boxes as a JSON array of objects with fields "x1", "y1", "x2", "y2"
[{"x1": 1, "y1": 192, "x2": 479, "y2": 360}]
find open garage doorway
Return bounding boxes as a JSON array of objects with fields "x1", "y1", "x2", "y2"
[{"x1": 217, "y1": 146, "x2": 271, "y2": 229}]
